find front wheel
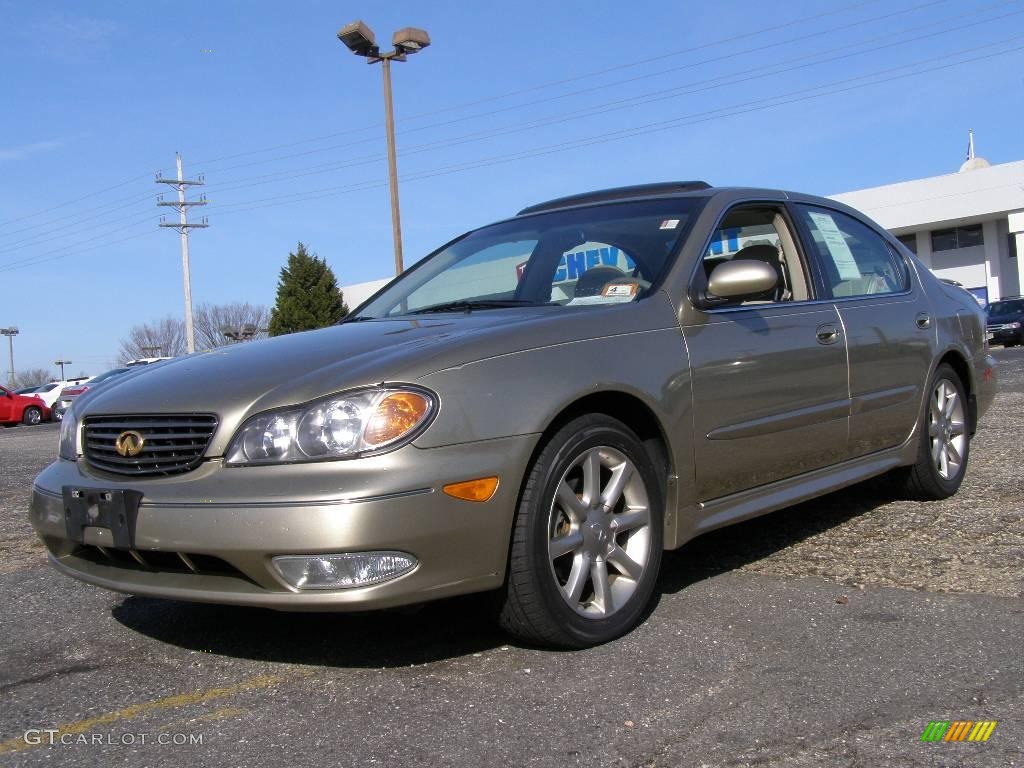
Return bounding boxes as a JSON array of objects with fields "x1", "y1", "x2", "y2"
[
  {"x1": 892, "y1": 363, "x2": 970, "y2": 500},
  {"x1": 499, "y1": 414, "x2": 664, "y2": 648},
  {"x1": 22, "y1": 407, "x2": 42, "y2": 426}
]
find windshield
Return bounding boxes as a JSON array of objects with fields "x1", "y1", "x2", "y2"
[
  {"x1": 988, "y1": 300, "x2": 1024, "y2": 315},
  {"x1": 353, "y1": 199, "x2": 702, "y2": 319}
]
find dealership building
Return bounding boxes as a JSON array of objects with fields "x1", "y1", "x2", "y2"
[
  {"x1": 831, "y1": 141, "x2": 1024, "y2": 306},
  {"x1": 343, "y1": 141, "x2": 1024, "y2": 309}
]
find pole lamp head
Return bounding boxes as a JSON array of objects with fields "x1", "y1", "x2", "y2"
[
  {"x1": 392, "y1": 27, "x2": 430, "y2": 55},
  {"x1": 337, "y1": 20, "x2": 379, "y2": 57},
  {"x1": 0, "y1": 327, "x2": 18, "y2": 337}
]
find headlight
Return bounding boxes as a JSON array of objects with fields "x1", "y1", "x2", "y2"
[
  {"x1": 225, "y1": 386, "x2": 436, "y2": 466},
  {"x1": 1009, "y1": 321, "x2": 1022, "y2": 329},
  {"x1": 58, "y1": 407, "x2": 79, "y2": 461}
]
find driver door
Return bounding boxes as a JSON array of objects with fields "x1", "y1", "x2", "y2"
[{"x1": 682, "y1": 203, "x2": 850, "y2": 501}]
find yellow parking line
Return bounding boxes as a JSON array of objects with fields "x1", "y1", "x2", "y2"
[{"x1": 0, "y1": 669, "x2": 313, "y2": 754}]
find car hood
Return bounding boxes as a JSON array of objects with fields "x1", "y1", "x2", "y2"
[
  {"x1": 987, "y1": 313, "x2": 1022, "y2": 323},
  {"x1": 78, "y1": 294, "x2": 678, "y2": 455}
]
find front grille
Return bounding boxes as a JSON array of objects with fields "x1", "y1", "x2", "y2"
[{"x1": 83, "y1": 414, "x2": 218, "y2": 476}]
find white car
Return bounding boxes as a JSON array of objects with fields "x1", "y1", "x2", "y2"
[{"x1": 29, "y1": 378, "x2": 92, "y2": 413}]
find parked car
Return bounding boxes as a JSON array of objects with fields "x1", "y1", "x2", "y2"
[
  {"x1": 986, "y1": 296, "x2": 1024, "y2": 347},
  {"x1": 1, "y1": 385, "x2": 50, "y2": 426},
  {"x1": 31, "y1": 181, "x2": 996, "y2": 648},
  {"x1": 52, "y1": 368, "x2": 131, "y2": 421},
  {"x1": 28, "y1": 377, "x2": 92, "y2": 416},
  {"x1": 14, "y1": 386, "x2": 41, "y2": 395}
]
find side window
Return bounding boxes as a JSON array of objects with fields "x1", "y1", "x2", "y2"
[
  {"x1": 795, "y1": 205, "x2": 909, "y2": 298},
  {"x1": 700, "y1": 205, "x2": 811, "y2": 304}
]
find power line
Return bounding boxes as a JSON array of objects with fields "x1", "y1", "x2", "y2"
[
  {"x1": 196, "y1": 37, "x2": 1024, "y2": 217},
  {"x1": 2, "y1": 34, "x2": 1018, "y2": 277},
  {"x1": 3, "y1": 0, "x2": 1009, "y2": 257},
  {"x1": 0, "y1": 0, "x2": 1008, "y2": 263},
  {"x1": 185, "y1": 0, "x2": 893, "y2": 172},
  {"x1": 177, "y1": 0, "x2": 1020, "y2": 203},
  {"x1": 0, "y1": 0, "x2": 958, "y2": 239}
]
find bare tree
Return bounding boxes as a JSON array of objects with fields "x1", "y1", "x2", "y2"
[
  {"x1": 15, "y1": 368, "x2": 55, "y2": 388},
  {"x1": 193, "y1": 302, "x2": 271, "y2": 349},
  {"x1": 118, "y1": 316, "x2": 187, "y2": 363}
]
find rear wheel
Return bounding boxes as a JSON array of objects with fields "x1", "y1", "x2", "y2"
[
  {"x1": 22, "y1": 407, "x2": 42, "y2": 426},
  {"x1": 499, "y1": 414, "x2": 664, "y2": 648},
  {"x1": 892, "y1": 363, "x2": 969, "y2": 500}
]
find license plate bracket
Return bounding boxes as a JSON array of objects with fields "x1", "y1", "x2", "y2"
[{"x1": 62, "y1": 487, "x2": 143, "y2": 549}]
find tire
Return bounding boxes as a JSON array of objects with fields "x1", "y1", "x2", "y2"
[
  {"x1": 22, "y1": 407, "x2": 42, "y2": 426},
  {"x1": 499, "y1": 413, "x2": 664, "y2": 648},
  {"x1": 52, "y1": 406, "x2": 63, "y2": 422},
  {"x1": 892, "y1": 363, "x2": 970, "y2": 500}
]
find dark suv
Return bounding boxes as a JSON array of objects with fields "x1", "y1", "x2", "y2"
[{"x1": 986, "y1": 297, "x2": 1024, "y2": 347}]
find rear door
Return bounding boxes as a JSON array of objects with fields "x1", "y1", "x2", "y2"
[
  {"x1": 683, "y1": 203, "x2": 850, "y2": 501},
  {"x1": 790, "y1": 203, "x2": 933, "y2": 457}
]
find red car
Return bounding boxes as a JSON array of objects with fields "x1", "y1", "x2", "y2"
[{"x1": 0, "y1": 385, "x2": 50, "y2": 426}]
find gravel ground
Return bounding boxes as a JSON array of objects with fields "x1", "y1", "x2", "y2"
[{"x1": 0, "y1": 422, "x2": 57, "y2": 575}]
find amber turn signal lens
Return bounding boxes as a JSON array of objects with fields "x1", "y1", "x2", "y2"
[
  {"x1": 363, "y1": 391, "x2": 431, "y2": 447},
  {"x1": 443, "y1": 476, "x2": 499, "y2": 502}
]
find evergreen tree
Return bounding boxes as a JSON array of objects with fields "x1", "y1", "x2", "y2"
[{"x1": 268, "y1": 242, "x2": 348, "y2": 336}]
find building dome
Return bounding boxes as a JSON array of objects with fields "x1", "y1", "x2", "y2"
[{"x1": 959, "y1": 156, "x2": 991, "y2": 172}]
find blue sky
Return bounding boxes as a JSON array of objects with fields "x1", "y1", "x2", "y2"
[{"x1": 1, "y1": 0, "x2": 1023, "y2": 376}]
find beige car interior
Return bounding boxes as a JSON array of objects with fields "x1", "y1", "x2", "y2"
[{"x1": 702, "y1": 207, "x2": 811, "y2": 305}]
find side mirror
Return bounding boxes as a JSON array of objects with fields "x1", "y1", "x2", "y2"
[{"x1": 706, "y1": 260, "x2": 777, "y2": 302}]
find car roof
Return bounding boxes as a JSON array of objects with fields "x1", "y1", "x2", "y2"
[{"x1": 514, "y1": 182, "x2": 849, "y2": 219}]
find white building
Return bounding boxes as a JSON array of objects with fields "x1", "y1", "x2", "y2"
[{"x1": 831, "y1": 136, "x2": 1023, "y2": 305}]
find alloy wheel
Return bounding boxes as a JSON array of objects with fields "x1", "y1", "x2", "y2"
[
  {"x1": 928, "y1": 378, "x2": 967, "y2": 481},
  {"x1": 547, "y1": 446, "x2": 652, "y2": 618}
]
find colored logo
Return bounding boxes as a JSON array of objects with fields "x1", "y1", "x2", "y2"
[
  {"x1": 920, "y1": 721, "x2": 997, "y2": 742},
  {"x1": 114, "y1": 430, "x2": 146, "y2": 458}
]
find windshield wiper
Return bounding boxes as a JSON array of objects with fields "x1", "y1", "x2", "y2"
[{"x1": 406, "y1": 299, "x2": 550, "y2": 315}]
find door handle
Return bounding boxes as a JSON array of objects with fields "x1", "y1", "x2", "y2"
[
  {"x1": 816, "y1": 324, "x2": 840, "y2": 345},
  {"x1": 916, "y1": 312, "x2": 932, "y2": 329}
]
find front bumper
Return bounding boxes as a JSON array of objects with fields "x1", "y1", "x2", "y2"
[
  {"x1": 29, "y1": 434, "x2": 539, "y2": 611},
  {"x1": 987, "y1": 326, "x2": 1022, "y2": 345}
]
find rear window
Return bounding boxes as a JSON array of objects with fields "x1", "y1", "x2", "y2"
[{"x1": 795, "y1": 205, "x2": 909, "y2": 298}]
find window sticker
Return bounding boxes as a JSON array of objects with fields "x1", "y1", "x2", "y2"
[
  {"x1": 566, "y1": 280, "x2": 640, "y2": 306},
  {"x1": 659, "y1": 219, "x2": 680, "y2": 230},
  {"x1": 602, "y1": 281, "x2": 639, "y2": 299},
  {"x1": 808, "y1": 211, "x2": 861, "y2": 280}
]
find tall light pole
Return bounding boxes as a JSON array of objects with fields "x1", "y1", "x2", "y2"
[
  {"x1": 337, "y1": 21, "x2": 431, "y2": 276},
  {"x1": 54, "y1": 360, "x2": 71, "y2": 380},
  {"x1": 0, "y1": 327, "x2": 17, "y2": 387}
]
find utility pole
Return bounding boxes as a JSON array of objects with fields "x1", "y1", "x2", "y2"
[
  {"x1": 0, "y1": 327, "x2": 17, "y2": 387},
  {"x1": 157, "y1": 153, "x2": 207, "y2": 354}
]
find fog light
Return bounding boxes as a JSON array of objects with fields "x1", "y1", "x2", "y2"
[{"x1": 272, "y1": 552, "x2": 417, "y2": 590}]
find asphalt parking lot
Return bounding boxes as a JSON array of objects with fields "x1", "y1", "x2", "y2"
[{"x1": 0, "y1": 348, "x2": 1021, "y2": 767}]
